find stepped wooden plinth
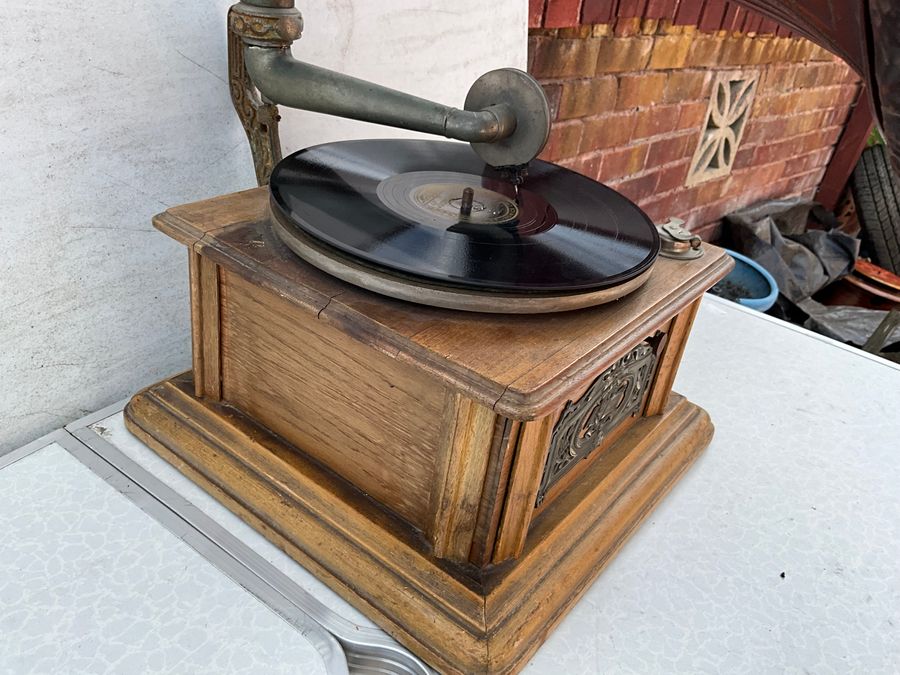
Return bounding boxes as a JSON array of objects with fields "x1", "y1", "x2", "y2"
[{"x1": 126, "y1": 187, "x2": 733, "y2": 674}]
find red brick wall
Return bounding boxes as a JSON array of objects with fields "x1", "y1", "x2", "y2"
[
  {"x1": 529, "y1": 2, "x2": 862, "y2": 239},
  {"x1": 531, "y1": 0, "x2": 794, "y2": 35}
]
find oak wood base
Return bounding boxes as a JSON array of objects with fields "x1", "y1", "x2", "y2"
[{"x1": 125, "y1": 373, "x2": 714, "y2": 675}]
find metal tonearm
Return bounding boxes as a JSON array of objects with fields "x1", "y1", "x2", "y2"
[{"x1": 228, "y1": 1, "x2": 551, "y2": 185}]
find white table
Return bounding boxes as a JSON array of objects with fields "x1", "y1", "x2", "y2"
[{"x1": 3, "y1": 295, "x2": 899, "y2": 674}]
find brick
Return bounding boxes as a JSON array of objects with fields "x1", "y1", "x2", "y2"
[
  {"x1": 676, "y1": 100, "x2": 709, "y2": 131},
  {"x1": 558, "y1": 76, "x2": 618, "y2": 119},
  {"x1": 616, "y1": 72, "x2": 667, "y2": 109},
  {"x1": 758, "y1": 18, "x2": 779, "y2": 34},
  {"x1": 753, "y1": 91, "x2": 788, "y2": 117},
  {"x1": 580, "y1": 112, "x2": 637, "y2": 151},
  {"x1": 656, "y1": 19, "x2": 678, "y2": 34},
  {"x1": 673, "y1": 0, "x2": 704, "y2": 25},
  {"x1": 819, "y1": 124, "x2": 844, "y2": 146},
  {"x1": 748, "y1": 37, "x2": 776, "y2": 66},
  {"x1": 665, "y1": 185, "x2": 702, "y2": 214},
  {"x1": 598, "y1": 144, "x2": 650, "y2": 180},
  {"x1": 540, "y1": 120, "x2": 584, "y2": 161},
  {"x1": 839, "y1": 82, "x2": 862, "y2": 104},
  {"x1": 743, "y1": 117, "x2": 787, "y2": 146},
  {"x1": 615, "y1": 172, "x2": 660, "y2": 203},
  {"x1": 758, "y1": 161, "x2": 793, "y2": 186},
  {"x1": 697, "y1": 177, "x2": 728, "y2": 205},
  {"x1": 639, "y1": 196, "x2": 671, "y2": 223},
  {"x1": 781, "y1": 149, "x2": 830, "y2": 178},
  {"x1": 732, "y1": 146, "x2": 755, "y2": 171},
  {"x1": 699, "y1": 0, "x2": 727, "y2": 32},
  {"x1": 721, "y1": 4, "x2": 744, "y2": 33},
  {"x1": 529, "y1": 0, "x2": 545, "y2": 28},
  {"x1": 614, "y1": 18, "x2": 643, "y2": 37},
  {"x1": 751, "y1": 132, "x2": 823, "y2": 166},
  {"x1": 804, "y1": 63, "x2": 838, "y2": 88},
  {"x1": 542, "y1": 83, "x2": 563, "y2": 120},
  {"x1": 763, "y1": 65, "x2": 795, "y2": 93},
  {"x1": 565, "y1": 151, "x2": 604, "y2": 180},
  {"x1": 664, "y1": 70, "x2": 709, "y2": 103},
  {"x1": 823, "y1": 104, "x2": 853, "y2": 127},
  {"x1": 581, "y1": 0, "x2": 616, "y2": 24},
  {"x1": 840, "y1": 62, "x2": 861, "y2": 84},
  {"x1": 700, "y1": 196, "x2": 743, "y2": 224},
  {"x1": 769, "y1": 38, "x2": 793, "y2": 64},
  {"x1": 781, "y1": 111, "x2": 827, "y2": 137},
  {"x1": 796, "y1": 40, "x2": 818, "y2": 62},
  {"x1": 647, "y1": 133, "x2": 693, "y2": 166},
  {"x1": 618, "y1": 0, "x2": 649, "y2": 17},
  {"x1": 527, "y1": 36, "x2": 542, "y2": 73},
  {"x1": 557, "y1": 25, "x2": 594, "y2": 38},
  {"x1": 647, "y1": 34, "x2": 693, "y2": 69},
  {"x1": 595, "y1": 37, "x2": 654, "y2": 73},
  {"x1": 730, "y1": 7, "x2": 750, "y2": 33},
  {"x1": 544, "y1": 0, "x2": 583, "y2": 28},
  {"x1": 654, "y1": 160, "x2": 690, "y2": 192},
  {"x1": 684, "y1": 36, "x2": 725, "y2": 67},
  {"x1": 633, "y1": 104, "x2": 681, "y2": 139},
  {"x1": 644, "y1": 0, "x2": 678, "y2": 19},
  {"x1": 725, "y1": 168, "x2": 754, "y2": 195},
  {"x1": 690, "y1": 219, "x2": 724, "y2": 242},
  {"x1": 743, "y1": 13, "x2": 763, "y2": 35},
  {"x1": 591, "y1": 23, "x2": 614, "y2": 36},
  {"x1": 640, "y1": 18, "x2": 659, "y2": 35},
  {"x1": 759, "y1": 85, "x2": 854, "y2": 117},
  {"x1": 531, "y1": 38, "x2": 601, "y2": 79},
  {"x1": 720, "y1": 37, "x2": 753, "y2": 66}
]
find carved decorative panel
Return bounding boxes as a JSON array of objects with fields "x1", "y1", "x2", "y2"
[
  {"x1": 536, "y1": 336, "x2": 660, "y2": 506},
  {"x1": 686, "y1": 72, "x2": 759, "y2": 187}
]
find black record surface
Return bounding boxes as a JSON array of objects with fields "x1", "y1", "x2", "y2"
[{"x1": 269, "y1": 139, "x2": 659, "y2": 293}]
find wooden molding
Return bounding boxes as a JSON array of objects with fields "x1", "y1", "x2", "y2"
[
  {"x1": 491, "y1": 415, "x2": 555, "y2": 563},
  {"x1": 645, "y1": 297, "x2": 702, "y2": 416},
  {"x1": 190, "y1": 252, "x2": 222, "y2": 400},
  {"x1": 126, "y1": 376, "x2": 712, "y2": 674},
  {"x1": 428, "y1": 395, "x2": 498, "y2": 561}
]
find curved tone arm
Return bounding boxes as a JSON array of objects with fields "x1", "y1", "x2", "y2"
[{"x1": 244, "y1": 46, "x2": 517, "y2": 144}]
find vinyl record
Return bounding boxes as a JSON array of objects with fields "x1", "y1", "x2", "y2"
[{"x1": 268, "y1": 139, "x2": 659, "y2": 293}]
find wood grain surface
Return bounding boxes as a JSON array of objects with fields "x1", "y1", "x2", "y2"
[
  {"x1": 135, "y1": 187, "x2": 730, "y2": 672},
  {"x1": 219, "y1": 269, "x2": 451, "y2": 529},
  {"x1": 126, "y1": 377, "x2": 712, "y2": 674},
  {"x1": 153, "y1": 188, "x2": 733, "y2": 419}
]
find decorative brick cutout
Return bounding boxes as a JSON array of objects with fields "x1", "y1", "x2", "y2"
[{"x1": 686, "y1": 71, "x2": 758, "y2": 186}]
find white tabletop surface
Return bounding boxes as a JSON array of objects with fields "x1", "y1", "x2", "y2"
[
  {"x1": 0, "y1": 443, "x2": 330, "y2": 675},
  {"x1": 3, "y1": 295, "x2": 899, "y2": 674}
]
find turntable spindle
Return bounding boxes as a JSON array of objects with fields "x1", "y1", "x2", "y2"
[{"x1": 459, "y1": 187, "x2": 475, "y2": 218}]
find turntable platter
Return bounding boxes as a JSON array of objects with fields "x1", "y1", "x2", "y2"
[{"x1": 268, "y1": 139, "x2": 660, "y2": 311}]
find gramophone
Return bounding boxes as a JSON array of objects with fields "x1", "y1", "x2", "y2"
[{"x1": 125, "y1": 2, "x2": 732, "y2": 672}]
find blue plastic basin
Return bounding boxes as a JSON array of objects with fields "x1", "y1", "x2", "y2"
[{"x1": 708, "y1": 249, "x2": 779, "y2": 312}]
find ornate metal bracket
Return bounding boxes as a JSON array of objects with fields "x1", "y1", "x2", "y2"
[
  {"x1": 227, "y1": 3, "x2": 303, "y2": 186},
  {"x1": 535, "y1": 334, "x2": 663, "y2": 506}
]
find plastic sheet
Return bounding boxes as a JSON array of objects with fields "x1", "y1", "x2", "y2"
[
  {"x1": 724, "y1": 199, "x2": 859, "y2": 303},
  {"x1": 723, "y1": 199, "x2": 900, "y2": 349},
  {"x1": 798, "y1": 298, "x2": 900, "y2": 348}
]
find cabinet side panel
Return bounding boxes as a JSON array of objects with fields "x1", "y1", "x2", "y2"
[
  {"x1": 645, "y1": 298, "x2": 702, "y2": 416},
  {"x1": 218, "y1": 269, "x2": 448, "y2": 529}
]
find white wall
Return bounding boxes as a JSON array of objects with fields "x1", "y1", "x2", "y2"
[{"x1": 0, "y1": 1, "x2": 526, "y2": 453}]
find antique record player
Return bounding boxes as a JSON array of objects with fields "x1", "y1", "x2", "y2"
[{"x1": 125, "y1": 3, "x2": 733, "y2": 673}]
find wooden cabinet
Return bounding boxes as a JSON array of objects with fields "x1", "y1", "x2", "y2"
[{"x1": 126, "y1": 188, "x2": 732, "y2": 674}]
